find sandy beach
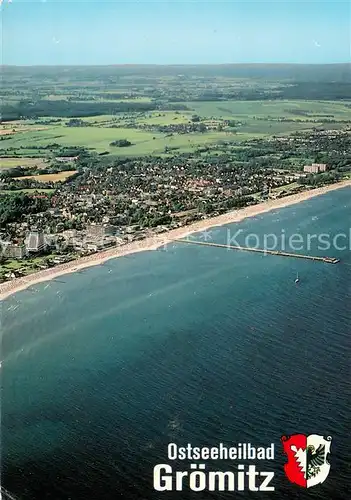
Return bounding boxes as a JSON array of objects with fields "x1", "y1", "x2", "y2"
[{"x1": 1, "y1": 179, "x2": 350, "y2": 300}]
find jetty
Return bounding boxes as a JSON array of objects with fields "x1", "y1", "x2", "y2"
[{"x1": 175, "y1": 239, "x2": 340, "y2": 264}]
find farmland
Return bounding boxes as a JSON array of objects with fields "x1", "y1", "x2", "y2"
[
  {"x1": 186, "y1": 99, "x2": 351, "y2": 119},
  {"x1": 1, "y1": 100, "x2": 350, "y2": 158},
  {"x1": 14, "y1": 170, "x2": 77, "y2": 183},
  {"x1": 0, "y1": 157, "x2": 48, "y2": 170},
  {"x1": 1, "y1": 125, "x2": 251, "y2": 156},
  {"x1": 0, "y1": 65, "x2": 350, "y2": 172},
  {"x1": 2, "y1": 65, "x2": 350, "y2": 158}
]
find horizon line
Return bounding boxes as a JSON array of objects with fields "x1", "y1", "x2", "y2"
[{"x1": 2, "y1": 62, "x2": 351, "y2": 68}]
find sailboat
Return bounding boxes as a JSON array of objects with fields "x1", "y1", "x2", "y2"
[{"x1": 295, "y1": 272, "x2": 300, "y2": 284}]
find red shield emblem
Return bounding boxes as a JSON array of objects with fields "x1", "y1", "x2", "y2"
[
  {"x1": 281, "y1": 434, "x2": 332, "y2": 488},
  {"x1": 281, "y1": 434, "x2": 307, "y2": 487}
]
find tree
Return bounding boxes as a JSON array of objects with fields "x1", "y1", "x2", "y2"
[
  {"x1": 110, "y1": 139, "x2": 132, "y2": 147},
  {"x1": 198, "y1": 123, "x2": 207, "y2": 133}
]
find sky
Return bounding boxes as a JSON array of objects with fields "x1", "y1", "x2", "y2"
[{"x1": 1, "y1": 0, "x2": 350, "y2": 65}]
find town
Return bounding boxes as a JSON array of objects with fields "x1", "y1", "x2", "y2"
[{"x1": 1, "y1": 66, "x2": 350, "y2": 283}]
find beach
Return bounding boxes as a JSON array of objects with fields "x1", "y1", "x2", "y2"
[{"x1": 1, "y1": 179, "x2": 350, "y2": 300}]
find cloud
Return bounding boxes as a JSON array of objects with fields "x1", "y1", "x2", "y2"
[{"x1": 313, "y1": 39, "x2": 321, "y2": 48}]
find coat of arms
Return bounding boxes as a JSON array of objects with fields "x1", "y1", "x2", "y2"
[{"x1": 281, "y1": 434, "x2": 332, "y2": 488}]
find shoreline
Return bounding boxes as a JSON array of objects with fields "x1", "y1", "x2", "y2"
[{"x1": 1, "y1": 180, "x2": 350, "y2": 301}]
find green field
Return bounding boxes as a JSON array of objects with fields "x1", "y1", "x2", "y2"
[
  {"x1": 1, "y1": 124, "x2": 252, "y2": 156},
  {"x1": 125, "y1": 111, "x2": 193, "y2": 125},
  {"x1": 45, "y1": 95, "x2": 154, "y2": 103},
  {"x1": 184, "y1": 99, "x2": 351, "y2": 119},
  {"x1": 0, "y1": 157, "x2": 48, "y2": 169},
  {"x1": 1, "y1": 99, "x2": 350, "y2": 158},
  {"x1": 2, "y1": 126, "x2": 163, "y2": 153}
]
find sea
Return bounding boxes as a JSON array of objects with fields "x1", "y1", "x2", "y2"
[{"x1": 1, "y1": 186, "x2": 350, "y2": 500}]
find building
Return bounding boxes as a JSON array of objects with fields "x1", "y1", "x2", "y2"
[
  {"x1": 304, "y1": 165, "x2": 319, "y2": 173},
  {"x1": 1, "y1": 242, "x2": 27, "y2": 259},
  {"x1": 86, "y1": 238, "x2": 115, "y2": 252},
  {"x1": 25, "y1": 231, "x2": 46, "y2": 253},
  {"x1": 86, "y1": 242, "x2": 105, "y2": 252},
  {"x1": 86, "y1": 224, "x2": 115, "y2": 239},
  {"x1": 303, "y1": 163, "x2": 328, "y2": 173},
  {"x1": 55, "y1": 156, "x2": 79, "y2": 162},
  {"x1": 313, "y1": 163, "x2": 328, "y2": 172},
  {"x1": 62, "y1": 229, "x2": 78, "y2": 240}
]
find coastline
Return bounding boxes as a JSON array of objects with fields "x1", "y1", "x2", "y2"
[{"x1": 1, "y1": 179, "x2": 350, "y2": 301}]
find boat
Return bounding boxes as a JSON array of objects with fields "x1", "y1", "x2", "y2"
[{"x1": 295, "y1": 272, "x2": 300, "y2": 284}]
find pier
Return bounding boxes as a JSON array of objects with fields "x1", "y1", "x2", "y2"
[{"x1": 175, "y1": 239, "x2": 340, "y2": 264}]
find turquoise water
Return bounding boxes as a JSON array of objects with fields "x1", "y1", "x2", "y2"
[{"x1": 1, "y1": 187, "x2": 350, "y2": 499}]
